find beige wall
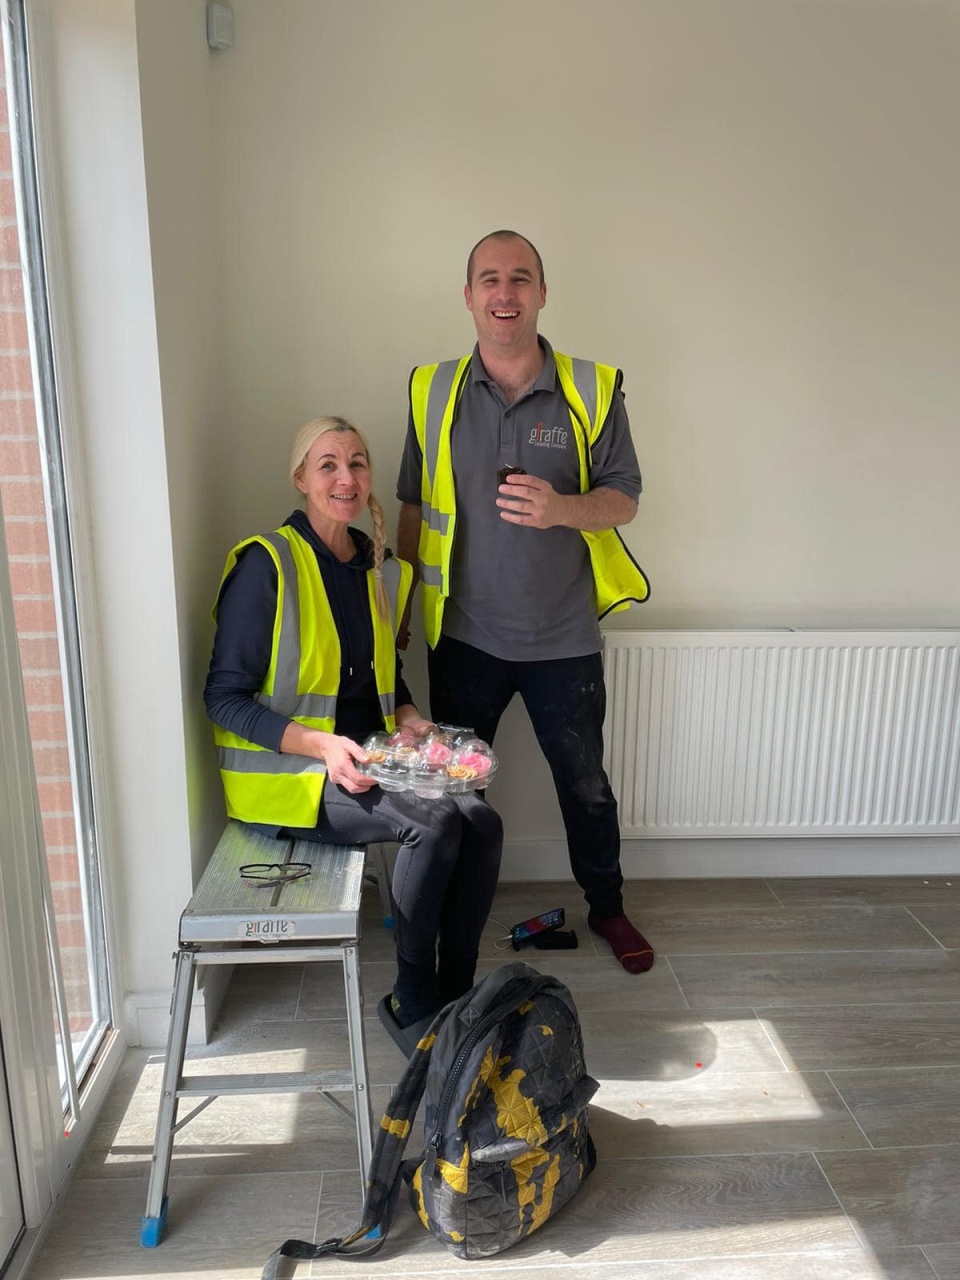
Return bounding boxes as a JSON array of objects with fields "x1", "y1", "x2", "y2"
[
  {"x1": 203, "y1": 0, "x2": 960, "y2": 631},
  {"x1": 136, "y1": 0, "x2": 229, "y2": 883},
  {"x1": 185, "y1": 0, "x2": 960, "y2": 855}
]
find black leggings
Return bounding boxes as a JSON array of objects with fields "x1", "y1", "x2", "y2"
[{"x1": 281, "y1": 784, "x2": 503, "y2": 968}]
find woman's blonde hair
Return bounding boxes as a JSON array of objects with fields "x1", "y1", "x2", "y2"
[{"x1": 290, "y1": 416, "x2": 389, "y2": 617}]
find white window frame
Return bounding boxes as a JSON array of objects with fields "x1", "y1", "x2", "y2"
[{"x1": 0, "y1": 1, "x2": 138, "y2": 1272}]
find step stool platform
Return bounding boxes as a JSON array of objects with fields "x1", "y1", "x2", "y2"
[{"x1": 179, "y1": 821, "x2": 367, "y2": 943}]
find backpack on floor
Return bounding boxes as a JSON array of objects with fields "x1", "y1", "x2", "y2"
[{"x1": 261, "y1": 961, "x2": 599, "y2": 1277}]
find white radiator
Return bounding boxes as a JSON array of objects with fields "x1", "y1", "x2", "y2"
[{"x1": 602, "y1": 630, "x2": 960, "y2": 836}]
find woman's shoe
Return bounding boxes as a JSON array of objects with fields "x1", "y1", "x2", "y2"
[{"x1": 376, "y1": 994, "x2": 437, "y2": 1058}]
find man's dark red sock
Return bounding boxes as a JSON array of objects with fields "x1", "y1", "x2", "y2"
[{"x1": 588, "y1": 912, "x2": 655, "y2": 974}]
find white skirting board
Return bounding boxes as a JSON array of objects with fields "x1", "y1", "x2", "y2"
[
  {"x1": 499, "y1": 835, "x2": 960, "y2": 881},
  {"x1": 122, "y1": 963, "x2": 232, "y2": 1049}
]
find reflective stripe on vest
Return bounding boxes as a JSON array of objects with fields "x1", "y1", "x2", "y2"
[
  {"x1": 422, "y1": 499, "x2": 449, "y2": 537},
  {"x1": 417, "y1": 357, "x2": 470, "y2": 497},
  {"x1": 212, "y1": 526, "x2": 411, "y2": 826},
  {"x1": 410, "y1": 351, "x2": 649, "y2": 645},
  {"x1": 254, "y1": 532, "x2": 337, "y2": 720},
  {"x1": 217, "y1": 746, "x2": 326, "y2": 776}
]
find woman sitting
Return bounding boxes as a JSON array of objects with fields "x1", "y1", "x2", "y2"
[{"x1": 204, "y1": 416, "x2": 503, "y2": 1050}]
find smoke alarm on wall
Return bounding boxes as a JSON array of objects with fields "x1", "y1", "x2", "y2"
[{"x1": 206, "y1": 3, "x2": 234, "y2": 51}]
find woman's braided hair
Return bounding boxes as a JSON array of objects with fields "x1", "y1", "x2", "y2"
[{"x1": 289, "y1": 416, "x2": 389, "y2": 618}]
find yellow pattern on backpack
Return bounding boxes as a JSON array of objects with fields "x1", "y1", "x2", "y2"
[
  {"x1": 491, "y1": 1059, "x2": 548, "y2": 1145},
  {"x1": 436, "y1": 1142, "x2": 470, "y2": 1194},
  {"x1": 380, "y1": 1115, "x2": 411, "y2": 1140}
]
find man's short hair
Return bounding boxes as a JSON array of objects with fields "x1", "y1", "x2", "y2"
[{"x1": 466, "y1": 230, "x2": 545, "y2": 288}]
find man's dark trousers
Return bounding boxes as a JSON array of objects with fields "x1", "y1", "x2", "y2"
[{"x1": 427, "y1": 634, "x2": 624, "y2": 918}]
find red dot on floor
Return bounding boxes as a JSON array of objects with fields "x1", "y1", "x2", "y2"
[{"x1": 695, "y1": 1062, "x2": 703, "y2": 1068}]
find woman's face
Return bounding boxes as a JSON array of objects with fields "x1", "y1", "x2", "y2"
[{"x1": 295, "y1": 429, "x2": 371, "y2": 529}]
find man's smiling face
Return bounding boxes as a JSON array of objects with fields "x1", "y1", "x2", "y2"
[{"x1": 464, "y1": 235, "x2": 546, "y2": 354}]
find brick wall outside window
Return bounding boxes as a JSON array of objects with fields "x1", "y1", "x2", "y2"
[{"x1": 0, "y1": 45, "x2": 93, "y2": 1037}]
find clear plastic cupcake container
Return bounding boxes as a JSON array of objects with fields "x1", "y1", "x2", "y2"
[
  {"x1": 361, "y1": 725, "x2": 497, "y2": 797},
  {"x1": 411, "y1": 760, "x2": 448, "y2": 799},
  {"x1": 360, "y1": 732, "x2": 411, "y2": 791},
  {"x1": 434, "y1": 723, "x2": 478, "y2": 748},
  {"x1": 361, "y1": 731, "x2": 391, "y2": 763},
  {"x1": 443, "y1": 741, "x2": 498, "y2": 793}
]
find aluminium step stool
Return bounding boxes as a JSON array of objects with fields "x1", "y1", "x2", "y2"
[{"x1": 141, "y1": 821, "x2": 374, "y2": 1248}]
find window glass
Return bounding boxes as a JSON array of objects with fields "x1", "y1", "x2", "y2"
[{"x1": 0, "y1": 0, "x2": 111, "y2": 1107}]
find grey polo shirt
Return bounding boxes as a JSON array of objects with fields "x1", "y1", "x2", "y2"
[{"x1": 396, "y1": 338, "x2": 642, "y2": 662}]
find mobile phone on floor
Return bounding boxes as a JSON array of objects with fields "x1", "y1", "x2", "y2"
[{"x1": 511, "y1": 907, "x2": 565, "y2": 949}]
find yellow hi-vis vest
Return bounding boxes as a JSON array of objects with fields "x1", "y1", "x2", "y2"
[
  {"x1": 409, "y1": 350, "x2": 650, "y2": 648},
  {"x1": 212, "y1": 526, "x2": 412, "y2": 827}
]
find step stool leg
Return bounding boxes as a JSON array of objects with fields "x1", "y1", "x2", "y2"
[
  {"x1": 367, "y1": 842, "x2": 394, "y2": 928},
  {"x1": 341, "y1": 942, "x2": 374, "y2": 1202},
  {"x1": 142, "y1": 947, "x2": 197, "y2": 1246}
]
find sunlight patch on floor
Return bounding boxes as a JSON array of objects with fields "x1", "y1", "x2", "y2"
[{"x1": 593, "y1": 1075, "x2": 826, "y2": 1126}]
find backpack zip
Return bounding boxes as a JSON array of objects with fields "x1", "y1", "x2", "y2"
[{"x1": 429, "y1": 975, "x2": 554, "y2": 1149}]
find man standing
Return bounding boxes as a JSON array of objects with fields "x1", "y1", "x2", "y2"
[{"x1": 396, "y1": 230, "x2": 652, "y2": 973}]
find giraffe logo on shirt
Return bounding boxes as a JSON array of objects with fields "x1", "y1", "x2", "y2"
[{"x1": 529, "y1": 421, "x2": 568, "y2": 449}]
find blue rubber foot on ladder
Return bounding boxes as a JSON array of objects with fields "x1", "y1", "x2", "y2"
[
  {"x1": 140, "y1": 1197, "x2": 168, "y2": 1247},
  {"x1": 382, "y1": 914, "x2": 395, "y2": 929}
]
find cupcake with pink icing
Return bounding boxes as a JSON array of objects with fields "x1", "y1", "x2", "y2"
[
  {"x1": 445, "y1": 740, "x2": 497, "y2": 790},
  {"x1": 363, "y1": 724, "x2": 497, "y2": 795}
]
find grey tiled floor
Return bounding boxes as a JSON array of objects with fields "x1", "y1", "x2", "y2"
[{"x1": 28, "y1": 874, "x2": 960, "y2": 1279}]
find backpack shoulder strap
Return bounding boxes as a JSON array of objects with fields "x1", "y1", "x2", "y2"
[{"x1": 260, "y1": 1005, "x2": 450, "y2": 1277}]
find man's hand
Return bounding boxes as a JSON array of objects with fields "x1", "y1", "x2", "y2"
[
  {"x1": 496, "y1": 473, "x2": 567, "y2": 529},
  {"x1": 497, "y1": 475, "x2": 639, "y2": 532},
  {"x1": 396, "y1": 598, "x2": 413, "y2": 651},
  {"x1": 396, "y1": 502, "x2": 422, "y2": 649}
]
